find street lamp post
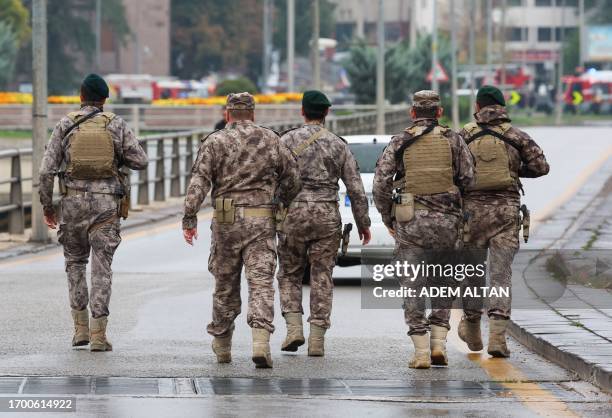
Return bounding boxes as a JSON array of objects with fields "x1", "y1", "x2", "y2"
[
  {"x1": 376, "y1": 0, "x2": 385, "y2": 135},
  {"x1": 287, "y1": 0, "x2": 295, "y2": 92}
]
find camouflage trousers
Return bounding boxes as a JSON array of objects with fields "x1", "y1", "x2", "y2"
[
  {"x1": 463, "y1": 201, "x2": 520, "y2": 320},
  {"x1": 394, "y1": 210, "x2": 461, "y2": 336},
  {"x1": 58, "y1": 193, "x2": 121, "y2": 319},
  {"x1": 277, "y1": 202, "x2": 342, "y2": 329},
  {"x1": 207, "y1": 215, "x2": 277, "y2": 337}
]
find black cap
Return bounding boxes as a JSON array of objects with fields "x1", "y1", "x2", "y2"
[
  {"x1": 81, "y1": 73, "x2": 109, "y2": 101},
  {"x1": 477, "y1": 85, "x2": 506, "y2": 107},
  {"x1": 302, "y1": 90, "x2": 332, "y2": 111}
]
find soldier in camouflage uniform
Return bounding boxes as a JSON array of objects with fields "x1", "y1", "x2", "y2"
[
  {"x1": 39, "y1": 74, "x2": 148, "y2": 352},
  {"x1": 182, "y1": 92, "x2": 301, "y2": 368},
  {"x1": 457, "y1": 86, "x2": 549, "y2": 358},
  {"x1": 373, "y1": 91, "x2": 474, "y2": 369},
  {"x1": 277, "y1": 90, "x2": 371, "y2": 356}
]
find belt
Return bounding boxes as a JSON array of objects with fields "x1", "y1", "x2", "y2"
[{"x1": 213, "y1": 207, "x2": 274, "y2": 219}]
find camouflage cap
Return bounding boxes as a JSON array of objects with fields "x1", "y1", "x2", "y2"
[
  {"x1": 412, "y1": 90, "x2": 441, "y2": 108},
  {"x1": 226, "y1": 92, "x2": 255, "y2": 110}
]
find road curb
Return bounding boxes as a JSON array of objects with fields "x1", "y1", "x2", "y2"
[
  {"x1": 507, "y1": 320, "x2": 612, "y2": 393},
  {"x1": 508, "y1": 154, "x2": 612, "y2": 394}
]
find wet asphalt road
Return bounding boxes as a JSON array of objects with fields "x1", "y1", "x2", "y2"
[{"x1": 0, "y1": 127, "x2": 611, "y2": 417}]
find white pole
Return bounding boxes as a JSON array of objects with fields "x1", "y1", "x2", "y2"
[
  {"x1": 450, "y1": 0, "x2": 459, "y2": 130},
  {"x1": 469, "y1": 0, "x2": 476, "y2": 112},
  {"x1": 579, "y1": 0, "x2": 585, "y2": 68},
  {"x1": 31, "y1": 0, "x2": 49, "y2": 242},
  {"x1": 287, "y1": 0, "x2": 295, "y2": 92},
  {"x1": 95, "y1": 0, "x2": 101, "y2": 71},
  {"x1": 312, "y1": 0, "x2": 321, "y2": 90},
  {"x1": 431, "y1": 0, "x2": 438, "y2": 92},
  {"x1": 376, "y1": 0, "x2": 385, "y2": 134},
  {"x1": 556, "y1": 0, "x2": 566, "y2": 125}
]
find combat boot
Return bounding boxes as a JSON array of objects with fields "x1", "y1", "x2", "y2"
[
  {"x1": 71, "y1": 309, "x2": 89, "y2": 347},
  {"x1": 458, "y1": 317, "x2": 483, "y2": 351},
  {"x1": 252, "y1": 328, "x2": 273, "y2": 368},
  {"x1": 308, "y1": 324, "x2": 326, "y2": 357},
  {"x1": 281, "y1": 313, "x2": 305, "y2": 352},
  {"x1": 409, "y1": 334, "x2": 431, "y2": 369},
  {"x1": 488, "y1": 319, "x2": 511, "y2": 358},
  {"x1": 90, "y1": 316, "x2": 113, "y2": 352},
  {"x1": 430, "y1": 325, "x2": 449, "y2": 366},
  {"x1": 212, "y1": 328, "x2": 233, "y2": 363}
]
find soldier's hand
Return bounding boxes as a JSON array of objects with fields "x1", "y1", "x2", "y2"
[
  {"x1": 387, "y1": 226, "x2": 395, "y2": 237},
  {"x1": 359, "y1": 228, "x2": 371, "y2": 245},
  {"x1": 43, "y1": 211, "x2": 58, "y2": 230},
  {"x1": 183, "y1": 228, "x2": 198, "y2": 246}
]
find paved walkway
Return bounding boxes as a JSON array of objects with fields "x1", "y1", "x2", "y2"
[{"x1": 509, "y1": 156, "x2": 612, "y2": 392}]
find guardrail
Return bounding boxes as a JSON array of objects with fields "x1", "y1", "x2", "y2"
[{"x1": 0, "y1": 107, "x2": 410, "y2": 235}]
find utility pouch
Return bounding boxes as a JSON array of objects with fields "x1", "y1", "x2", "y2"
[
  {"x1": 58, "y1": 172, "x2": 67, "y2": 196},
  {"x1": 275, "y1": 203, "x2": 288, "y2": 232},
  {"x1": 118, "y1": 170, "x2": 130, "y2": 220},
  {"x1": 520, "y1": 204, "x2": 530, "y2": 243},
  {"x1": 215, "y1": 198, "x2": 236, "y2": 224},
  {"x1": 392, "y1": 193, "x2": 415, "y2": 223},
  {"x1": 340, "y1": 223, "x2": 353, "y2": 256},
  {"x1": 462, "y1": 211, "x2": 471, "y2": 243}
]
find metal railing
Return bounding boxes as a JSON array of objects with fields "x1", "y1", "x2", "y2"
[{"x1": 0, "y1": 107, "x2": 410, "y2": 235}]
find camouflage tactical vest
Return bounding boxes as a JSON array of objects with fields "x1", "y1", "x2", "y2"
[
  {"x1": 464, "y1": 122, "x2": 516, "y2": 191},
  {"x1": 66, "y1": 112, "x2": 117, "y2": 180},
  {"x1": 403, "y1": 125, "x2": 456, "y2": 195}
]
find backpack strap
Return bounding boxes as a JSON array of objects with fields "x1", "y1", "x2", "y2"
[
  {"x1": 63, "y1": 109, "x2": 102, "y2": 139},
  {"x1": 465, "y1": 126, "x2": 522, "y2": 154},
  {"x1": 293, "y1": 127, "x2": 328, "y2": 156},
  {"x1": 394, "y1": 122, "x2": 438, "y2": 163}
]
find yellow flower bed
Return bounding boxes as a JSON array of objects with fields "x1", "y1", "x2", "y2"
[
  {"x1": 48, "y1": 95, "x2": 81, "y2": 104},
  {"x1": 0, "y1": 92, "x2": 33, "y2": 104},
  {"x1": 152, "y1": 92, "x2": 303, "y2": 106}
]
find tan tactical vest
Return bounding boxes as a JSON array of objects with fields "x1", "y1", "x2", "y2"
[
  {"x1": 464, "y1": 122, "x2": 517, "y2": 191},
  {"x1": 66, "y1": 112, "x2": 117, "y2": 180},
  {"x1": 403, "y1": 125, "x2": 455, "y2": 195}
]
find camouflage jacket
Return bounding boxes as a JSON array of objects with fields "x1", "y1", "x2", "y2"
[
  {"x1": 182, "y1": 120, "x2": 302, "y2": 229},
  {"x1": 39, "y1": 105, "x2": 148, "y2": 214},
  {"x1": 373, "y1": 118, "x2": 475, "y2": 229},
  {"x1": 281, "y1": 123, "x2": 371, "y2": 232},
  {"x1": 459, "y1": 105, "x2": 550, "y2": 206}
]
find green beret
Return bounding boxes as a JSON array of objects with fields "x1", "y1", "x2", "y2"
[
  {"x1": 477, "y1": 85, "x2": 506, "y2": 107},
  {"x1": 302, "y1": 90, "x2": 331, "y2": 111},
  {"x1": 82, "y1": 73, "x2": 109, "y2": 100}
]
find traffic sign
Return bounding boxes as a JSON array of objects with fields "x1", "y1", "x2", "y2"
[
  {"x1": 572, "y1": 91, "x2": 583, "y2": 106},
  {"x1": 509, "y1": 91, "x2": 521, "y2": 106},
  {"x1": 426, "y1": 62, "x2": 449, "y2": 83}
]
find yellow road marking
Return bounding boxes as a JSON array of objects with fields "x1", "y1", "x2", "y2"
[
  {"x1": 532, "y1": 144, "x2": 612, "y2": 226},
  {"x1": 0, "y1": 210, "x2": 212, "y2": 269},
  {"x1": 448, "y1": 310, "x2": 579, "y2": 417}
]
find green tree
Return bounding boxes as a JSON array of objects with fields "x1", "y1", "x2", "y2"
[
  {"x1": 16, "y1": 0, "x2": 130, "y2": 94},
  {"x1": 344, "y1": 34, "x2": 451, "y2": 104},
  {"x1": 216, "y1": 77, "x2": 258, "y2": 96},
  {"x1": 0, "y1": 21, "x2": 18, "y2": 88},
  {"x1": 171, "y1": 0, "x2": 263, "y2": 84},
  {"x1": 272, "y1": 0, "x2": 336, "y2": 59},
  {"x1": 0, "y1": 0, "x2": 30, "y2": 45}
]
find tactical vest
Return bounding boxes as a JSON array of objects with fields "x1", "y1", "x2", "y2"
[
  {"x1": 464, "y1": 122, "x2": 517, "y2": 191},
  {"x1": 402, "y1": 125, "x2": 456, "y2": 195},
  {"x1": 66, "y1": 112, "x2": 117, "y2": 180}
]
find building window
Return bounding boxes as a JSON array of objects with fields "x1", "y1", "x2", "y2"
[
  {"x1": 555, "y1": 27, "x2": 578, "y2": 40},
  {"x1": 507, "y1": 27, "x2": 526, "y2": 41},
  {"x1": 538, "y1": 27, "x2": 552, "y2": 41},
  {"x1": 507, "y1": 0, "x2": 522, "y2": 6},
  {"x1": 535, "y1": 0, "x2": 552, "y2": 6}
]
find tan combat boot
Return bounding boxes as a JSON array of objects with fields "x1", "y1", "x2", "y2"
[
  {"x1": 308, "y1": 324, "x2": 326, "y2": 357},
  {"x1": 409, "y1": 334, "x2": 431, "y2": 369},
  {"x1": 430, "y1": 325, "x2": 449, "y2": 366},
  {"x1": 252, "y1": 328, "x2": 273, "y2": 368},
  {"x1": 71, "y1": 309, "x2": 90, "y2": 347},
  {"x1": 212, "y1": 328, "x2": 233, "y2": 364},
  {"x1": 458, "y1": 317, "x2": 483, "y2": 351},
  {"x1": 488, "y1": 319, "x2": 511, "y2": 358},
  {"x1": 281, "y1": 313, "x2": 305, "y2": 352},
  {"x1": 90, "y1": 316, "x2": 113, "y2": 352}
]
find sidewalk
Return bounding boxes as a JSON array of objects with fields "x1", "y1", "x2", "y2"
[
  {"x1": 509, "y1": 156, "x2": 612, "y2": 393},
  {"x1": 0, "y1": 198, "x2": 189, "y2": 261}
]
